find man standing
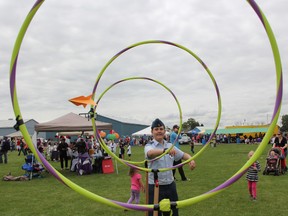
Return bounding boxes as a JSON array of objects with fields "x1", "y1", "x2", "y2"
[
  {"x1": 145, "y1": 119, "x2": 196, "y2": 216},
  {"x1": 170, "y1": 125, "x2": 189, "y2": 181},
  {"x1": 0, "y1": 137, "x2": 11, "y2": 164},
  {"x1": 57, "y1": 138, "x2": 69, "y2": 170}
]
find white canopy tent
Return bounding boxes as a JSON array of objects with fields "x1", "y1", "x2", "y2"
[
  {"x1": 132, "y1": 126, "x2": 170, "y2": 137},
  {"x1": 6, "y1": 130, "x2": 23, "y2": 138}
]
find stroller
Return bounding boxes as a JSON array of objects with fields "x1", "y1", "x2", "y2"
[
  {"x1": 22, "y1": 154, "x2": 45, "y2": 179},
  {"x1": 263, "y1": 148, "x2": 284, "y2": 176}
]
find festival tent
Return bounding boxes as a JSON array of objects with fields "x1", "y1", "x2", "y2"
[
  {"x1": 34, "y1": 112, "x2": 112, "y2": 132},
  {"x1": 187, "y1": 128, "x2": 200, "y2": 134},
  {"x1": 132, "y1": 126, "x2": 170, "y2": 136},
  {"x1": 202, "y1": 125, "x2": 279, "y2": 136},
  {"x1": 6, "y1": 130, "x2": 23, "y2": 138},
  {"x1": 187, "y1": 126, "x2": 205, "y2": 134},
  {"x1": 132, "y1": 126, "x2": 151, "y2": 136}
]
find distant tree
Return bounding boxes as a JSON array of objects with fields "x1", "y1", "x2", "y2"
[
  {"x1": 280, "y1": 114, "x2": 288, "y2": 132},
  {"x1": 182, "y1": 118, "x2": 200, "y2": 131}
]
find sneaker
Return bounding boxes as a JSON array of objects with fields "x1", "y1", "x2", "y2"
[
  {"x1": 252, "y1": 197, "x2": 257, "y2": 201},
  {"x1": 182, "y1": 178, "x2": 190, "y2": 181}
]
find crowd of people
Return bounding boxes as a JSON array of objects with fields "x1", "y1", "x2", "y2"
[
  {"x1": 1, "y1": 127, "x2": 287, "y2": 215},
  {"x1": 245, "y1": 132, "x2": 287, "y2": 202},
  {"x1": 190, "y1": 132, "x2": 267, "y2": 145},
  {"x1": 0, "y1": 134, "x2": 136, "y2": 174},
  {"x1": 41, "y1": 135, "x2": 136, "y2": 173}
]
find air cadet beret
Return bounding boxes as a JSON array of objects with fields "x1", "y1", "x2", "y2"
[{"x1": 151, "y1": 118, "x2": 165, "y2": 129}]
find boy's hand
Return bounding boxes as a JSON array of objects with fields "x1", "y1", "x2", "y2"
[{"x1": 189, "y1": 160, "x2": 196, "y2": 170}]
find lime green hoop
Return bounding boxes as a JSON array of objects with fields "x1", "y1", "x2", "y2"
[
  {"x1": 90, "y1": 40, "x2": 222, "y2": 172},
  {"x1": 9, "y1": 0, "x2": 283, "y2": 213},
  {"x1": 94, "y1": 76, "x2": 182, "y2": 169}
]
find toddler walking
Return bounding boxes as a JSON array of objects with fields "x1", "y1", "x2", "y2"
[
  {"x1": 127, "y1": 167, "x2": 145, "y2": 204},
  {"x1": 246, "y1": 151, "x2": 261, "y2": 201}
]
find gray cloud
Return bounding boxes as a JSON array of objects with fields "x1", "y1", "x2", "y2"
[{"x1": 0, "y1": 0, "x2": 287, "y2": 129}]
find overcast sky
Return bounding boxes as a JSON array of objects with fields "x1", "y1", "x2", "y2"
[{"x1": 0, "y1": 0, "x2": 287, "y2": 129}]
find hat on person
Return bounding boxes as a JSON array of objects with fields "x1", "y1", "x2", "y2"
[
  {"x1": 151, "y1": 118, "x2": 165, "y2": 129},
  {"x1": 173, "y1": 125, "x2": 179, "y2": 129}
]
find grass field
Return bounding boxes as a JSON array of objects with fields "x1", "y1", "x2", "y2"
[{"x1": 0, "y1": 143, "x2": 287, "y2": 216}]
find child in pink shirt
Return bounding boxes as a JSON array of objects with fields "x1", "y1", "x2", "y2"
[{"x1": 127, "y1": 167, "x2": 145, "y2": 204}]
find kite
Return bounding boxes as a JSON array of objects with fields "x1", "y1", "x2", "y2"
[{"x1": 68, "y1": 94, "x2": 96, "y2": 108}]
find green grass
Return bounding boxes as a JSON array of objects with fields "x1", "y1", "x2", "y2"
[{"x1": 0, "y1": 144, "x2": 286, "y2": 216}]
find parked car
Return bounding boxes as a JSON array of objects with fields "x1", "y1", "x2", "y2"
[{"x1": 179, "y1": 134, "x2": 191, "y2": 144}]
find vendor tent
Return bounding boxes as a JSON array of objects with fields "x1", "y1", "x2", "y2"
[
  {"x1": 203, "y1": 127, "x2": 269, "y2": 135},
  {"x1": 6, "y1": 130, "x2": 23, "y2": 138},
  {"x1": 35, "y1": 112, "x2": 112, "y2": 132},
  {"x1": 187, "y1": 126, "x2": 205, "y2": 134},
  {"x1": 132, "y1": 126, "x2": 170, "y2": 136},
  {"x1": 132, "y1": 126, "x2": 151, "y2": 136}
]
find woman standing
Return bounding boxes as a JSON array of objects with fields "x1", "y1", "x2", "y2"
[{"x1": 273, "y1": 132, "x2": 287, "y2": 171}]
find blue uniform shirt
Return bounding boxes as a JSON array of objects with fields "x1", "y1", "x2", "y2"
[
  {"x1": 144, "y1": 139, "x2": 184, "y2": 185},
  {"x1": 170, "y1": 131, "x2": 181, "y2": 148}
]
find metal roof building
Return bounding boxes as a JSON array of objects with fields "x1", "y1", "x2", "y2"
[
  {"x1": 0, "y1": 119, "x2": 39, "y2": 137},
  {"x1": 0, "y1": 114, "x2": 149, "y2": 140},
  {"x1": 96, "y1": 115, "x2": 149, "y2": 137}
]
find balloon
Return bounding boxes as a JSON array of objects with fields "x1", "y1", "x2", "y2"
[
  {"x1": 107, "y1": 134, "x2": 116, "y2": 140},
  {"x1": 99, "y1": 131, "x2": 106, "y2": 138},
  {"x1": 114, "y1": 133, "x2": 119, "y2": 139},
  {"x1": 111, "y1": 134, "x2": 116, "y2": 140}
]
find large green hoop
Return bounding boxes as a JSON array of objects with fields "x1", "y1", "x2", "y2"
[
  {"x1": 91, "y1": 40, "x2": 222, "y2": 172},
  {"x1": 9, "y1": 0, "x2": 282, "y2": 212}
]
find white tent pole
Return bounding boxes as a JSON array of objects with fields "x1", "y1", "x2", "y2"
[
  {"x1": 114, "y1": 157, "x2": 118, "y2": 175},
  {"x1": 32, "y1": 131, "x2": 37, "y2": 148}
]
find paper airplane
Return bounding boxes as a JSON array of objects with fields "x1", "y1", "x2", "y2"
[{"x1": 69, "y1": 94, "x2": 96, "y2": 108}]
